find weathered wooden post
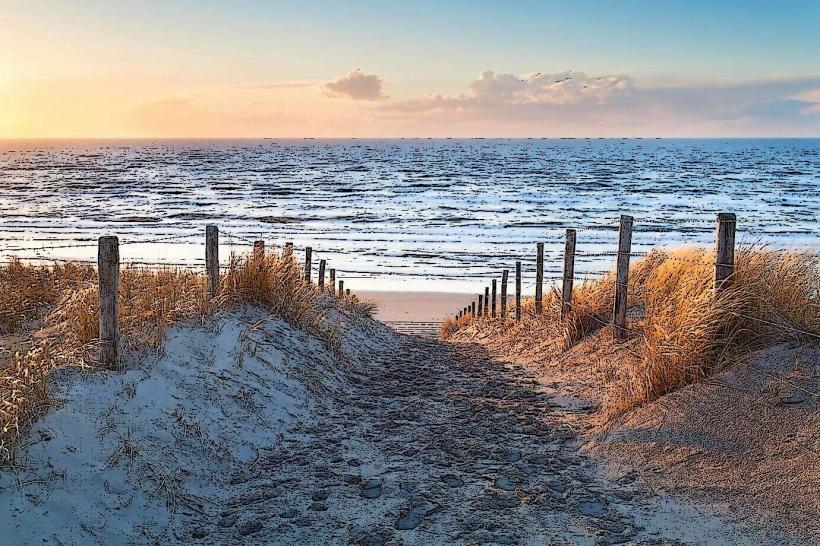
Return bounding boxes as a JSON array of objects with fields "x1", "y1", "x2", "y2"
[
  {"x1": 491, "y1": 279, "x2": 497, "y2": 318},
  {"x1": 561, "y1": 229, "x2": 576, "y2": 317},
  {"x1": 304, "y1": 247, "x2": 312, "y2": 282},
  {"x1": 283, "y1": 242, "x2": 293, "y2": 259},
  {"x1": 501, "y1": 269, "x2": 508, "y2": 318},
  {"x1": 206, "y1": 225, "x2": 219, "y2": 299},
  {"x1": 346, "y1": 288, "x2": 351, "y2": 296},
  {"x1": 318, "y1": 259, "x2": 326, "y2": 288},
  {"x1": 613, "y1": 215, "x2": 633, "y2": 341},
  {"x1": 478, "y1": 294, "x2": 484, "y2": 317},
  {"x1": 471, "y1": 301, "x2": 476, "y2": 317},
  {"x1": 515, "y1": 261, "x2": 522, "y2": 321},
  {"x1": 330, "y1": 268, "x2": 336, "y2": 295},
  {"x1": 253, "y1": 240, "x2": 265, "y2": 259},
  {"x1": 98, "y1": 236, "x2": 119, "y2": 369},
  {"x1": 484, "y1": 286, "x2": 489, "y2": 315},
  {"x1": 714, "y1": 213, "x2": 736, "y2": 294},
  {"x1": 535, "y1": 242, "x2": 544, "y2": 314},
  {"x1": 338, "y1": 279, "x2": 344, "y2": 297}
]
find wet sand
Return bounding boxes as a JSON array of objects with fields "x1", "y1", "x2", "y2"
[{"x1": 356, "y1": 290, "x2": 475, "y2": 322}]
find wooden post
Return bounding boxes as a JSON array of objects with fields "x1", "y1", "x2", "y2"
[
  {"x1": 304, "y1": 247, "x2": 312, "y2": 282},
  {"x1": 715, "y1": 213, "x2": 736, "y2": 294},
  {"x1": 318, "y1": 259, "x2": 326, "y2": 288},
  {"x1": 346, "y1": 288, "x2": 350, "y2": 296},
  {"x1": 484, "y1": 286, "x2": 489, "y2": 315},
  {"x1": 535, "y1": 242, "x2": 544, "y2": 314},
  {"x1": 613, "y1": 215, "x2": 633, "y2": 341},
  {"x1": 561, "y1": 229, "x2": 576, "y2": 317},
  {"x1": 206, "y1": 225, "x2": 219, "y2": 299},
  {"x1": 515, "y1": 261, "x2": 522, "y2": 321},
  {"x1": 471, "y1": 301, "x2": 476, "y2": 317},
  {"x1": 338, "y1": 279, "x2": 344, "y2": 297},
  {"x1": 98, "y1": 236, "x2": 119, "y2": 369},
  {"x1": 329, "y1": 268, "x2": 336, "y2": 295},
  {"x1": 491, "y1": 279, "x2": 497, "y2": 318},
  {"x1": 283, "y1": 242, "x2": 293, "y2": 259},
  {"x1": 253, "y1": 240, "x2": 265, "y2": 259},
  {"x1": 501, "y1": 269, "x2": 508, "y2": 318},
  {"x1": 478, "y1": 294, "x2": 483, "y2": 317}
]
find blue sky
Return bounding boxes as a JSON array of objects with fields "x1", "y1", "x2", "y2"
[{"x1": 2, "y1": 0, "x2": 819, "y2": 136}]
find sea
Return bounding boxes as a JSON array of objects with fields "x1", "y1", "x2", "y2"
[{"x1": 0, "y1": 138, "x2": 817, "y2": 293}]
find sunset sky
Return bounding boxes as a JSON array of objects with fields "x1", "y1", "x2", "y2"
[{"x1": 2, "y1": 0, "x2": 820, "y2": 138}]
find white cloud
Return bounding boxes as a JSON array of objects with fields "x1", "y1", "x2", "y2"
[
  {"x1": 379, "y1": 70, "x2": 820, "y2": 135},
  {"x1": 322, "y1": 70, "x2": 385, "y2": 101},
  {"x1": 385, "y1": 70, "x2": 632, "y2": 114}
]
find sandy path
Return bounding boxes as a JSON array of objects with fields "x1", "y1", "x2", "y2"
[
  {"x1": 3, "y1": 312, "x2": 787, "y2": 545},
  {"x1": 187, "y1": 334, "x2": 759, "y2": 545}
]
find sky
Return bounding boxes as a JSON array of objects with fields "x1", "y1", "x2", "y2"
[{"x1": 2, "y1": 0, "x2": 819, "y2": 138}]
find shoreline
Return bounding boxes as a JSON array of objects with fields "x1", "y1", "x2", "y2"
[{"x1": 355, "y1": 290, "x2": 475, "y2": 322}]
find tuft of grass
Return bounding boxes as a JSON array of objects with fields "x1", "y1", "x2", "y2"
[
  {"x1": 444, "y1": 247, "x2": 819, "y2": 417},
  {"x1": 608, "y1": 247, "x2": 819, "y2": 415},
  {"x1": 0, "y1": 249, "x2": 373, "y2": 463},
  {"x1": 440, "y1": 312, "x2": 474, "y2": 339}
]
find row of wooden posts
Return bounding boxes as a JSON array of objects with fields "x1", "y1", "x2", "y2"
[
  {"x1": 454, "y1": 212, "x2": 737, "y2": 341},
  {"x1": 97, "y1": 225, "x2": 353, "y2": 368}
]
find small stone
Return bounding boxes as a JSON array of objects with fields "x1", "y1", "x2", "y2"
[
  {"x1": 342, "y1": 473, "x2": 362, "y2": 485},
  {"x1": 311, "y1": 489, "x2": 330, "y2": 501},
  {"x1": 360, "y1": 479, "x2": 383, "y2": 499},
  {"x1": 395, "y1": 507, "x2": 426, "y2": 531},
  {"x1": 280, "y1": 508, "x2": 299, "y2": 519},
  {"x1": 238, "y1": 519, "x2": 263, "y2": 536},
  {"x1": 440, "y1": 474, "x2": 464, "y2": 488},
  {"x1": 395, "y1": 502, "x2": 439, "y2": 531}
]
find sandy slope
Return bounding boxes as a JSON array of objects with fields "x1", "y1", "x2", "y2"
[
  {"x1": 449, "y1": 320, "x2": 819, "y2": 545},
  {"x1": 1, "y1": 306, "x2": 813, "y2": 544}
]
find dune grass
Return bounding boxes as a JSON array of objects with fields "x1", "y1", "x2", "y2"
[
  {"x1": 443, "y1": 247, "x2": 819, "y2": 416},
  {"x1": 0, "y1": 250, "x2": 372, "y2": 463}
]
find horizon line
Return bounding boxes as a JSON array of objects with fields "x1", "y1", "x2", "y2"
[{"x1": 2, "y1": 136, "x2": 819, "y2": 141}]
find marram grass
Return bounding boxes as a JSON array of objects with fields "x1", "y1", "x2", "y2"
[
  {"x1": 0, "y1": 251, "x2": 373, "y2": 463},
  {"x1": 442, "y1": 247, "x2": 819, "y2": 417}
]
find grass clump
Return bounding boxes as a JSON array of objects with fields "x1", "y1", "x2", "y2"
[
  {"x1": 444, "y1": 247, "x2": 819, "y2": 416},
  {"x1": 440, "y1": 312, "x2": 474, "y2": 339},
  {"x1": 1, "y1": 249, "x2": 372, "y2": 463}
]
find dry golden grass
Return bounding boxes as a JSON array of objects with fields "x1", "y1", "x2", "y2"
[
  {"x1": 0, "y1": 249, "x2": 372, "y2": 463},
  {"x1": 440, "y1": 312, "x2": 474, "y2": 339},
  {"x1": 445, "y1": 247, "x2": 820, "y2": 417}
]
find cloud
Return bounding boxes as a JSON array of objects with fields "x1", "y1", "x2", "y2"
[
  {"x1": 384, "y1": 70, "x2": 632, "y2": 115},
  {"x1": 795, "y1": 89, "x2": 820, "y2": 114},
  {"x1": 379, "y1": 70, "x2": 820, "y2": 135},
  {"x1": 322, "y1": 70, "x2": 385, "y2": 101}
]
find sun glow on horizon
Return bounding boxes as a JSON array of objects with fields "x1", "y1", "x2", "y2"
[{"x1": 1, "y1": 1, "x2": 819, "y2": 138}]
